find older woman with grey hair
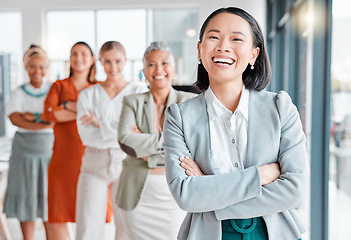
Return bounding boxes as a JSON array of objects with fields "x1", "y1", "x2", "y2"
[{"x1": 116, "y1": 41, "x2": 196, "y2": 239}]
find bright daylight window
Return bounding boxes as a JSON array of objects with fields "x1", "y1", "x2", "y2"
[
  {"x1": 46, "y1": 8, "x2": 198, "y2": 85},
  {"x1": 0, "y1": 12, "x2": 22, "y2": 138},
  {"x1": 329, "y1": 0, "x2": 351, "y2": 239}
]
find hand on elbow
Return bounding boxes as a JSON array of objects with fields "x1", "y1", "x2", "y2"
[
  {"x1": 179, "y1": 156, "x2": 204, "y2": 177},
  {"x1": 61, "y1": 101, "x2": 77, "y2": 112},
  {"x1": 23, "y1": 112, "x2": 35, "y2": 121},
  {"x1": 130, "y1": 125, "x2": 142, "y2": 133},
  {"x1": 258, "y1": 162, "x2": 281, "y2": 185},
  {"x1": 80, "y1": 110, "x2": 99, "y2": 128}
]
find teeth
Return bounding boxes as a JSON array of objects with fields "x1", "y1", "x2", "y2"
[
  {"x1": 213, "y1": 57, "x2": 234, "y2": 64},
  {"x1": 154, "y1": 76, "x2": 165, "y2": 79}
]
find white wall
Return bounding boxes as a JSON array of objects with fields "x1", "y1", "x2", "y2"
[{"x1": 0, "y1": 0, "x2": 266, "y2": 51}]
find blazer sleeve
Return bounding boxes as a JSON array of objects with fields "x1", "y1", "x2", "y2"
[
  {"x1": 164, "y1": 103, "x2": 262, "y2": 213},
  {"x1": 146, "y1": 154, "x2": 165, "y2": 168},
  {"x1": 214, "y1": 91, "x2": 310, "y2": 220},
  {"x1": 42, "y1": 80, "x2": 64, "y2": 122},
  {"x1": 118, "y1": 96, "x2": 164, "y2": 159}
]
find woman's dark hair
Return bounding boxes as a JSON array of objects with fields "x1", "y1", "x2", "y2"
[
  {"x1": 195, "y1": 7, "x2": 271, "y2": 92},
  {"x1": 69, "y1": 41, "x2": 97, "y2": 83}
]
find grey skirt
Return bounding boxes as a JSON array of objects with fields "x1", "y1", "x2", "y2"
[{"x1": 4, "y1": 131, "x2": 54, "y2": 221}]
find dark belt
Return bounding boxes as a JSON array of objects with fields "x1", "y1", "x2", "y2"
[
  {"x1": 231, "y1": 218, "x2": 257, "y2": 234},
  {"x1": 222, "y1": 217, "x2": 265, "y2": 234}
]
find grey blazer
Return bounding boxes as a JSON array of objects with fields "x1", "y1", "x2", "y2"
[
  {"x1": 116, "y1": 88, "x2": 196, "y2": 211},
  {"x1": 163, "y1": 90, "x2": 309, "y2": 240}
]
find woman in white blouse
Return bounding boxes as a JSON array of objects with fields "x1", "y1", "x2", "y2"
[
  {"x1": 75, "y1": 41, "x2": 148, "y2": 240},
  {"x1": 4, "y1": 45, "x2": 54, "y2": 240}
]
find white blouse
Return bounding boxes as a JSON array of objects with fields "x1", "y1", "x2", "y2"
[
  {"x1": 6, "y1": 82, "x2": 53, "y2": 133},
  {"x1": 77, "y1": 81, "x2": 148, "y2": 150},
  {"x1": 204, "y1": 86, "x2": 249, "y2": 174}
]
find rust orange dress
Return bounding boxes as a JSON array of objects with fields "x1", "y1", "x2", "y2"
[{"x1": 43, "y1": 78, "x2": 112, "y2": 222}]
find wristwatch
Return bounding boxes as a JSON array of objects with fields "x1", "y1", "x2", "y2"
[{"x1": 63, "y1": 101, "x2": 68, "y2": 110}]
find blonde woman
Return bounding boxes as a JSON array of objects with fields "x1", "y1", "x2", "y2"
[
  {"x1": 75, "y1": 41, "x2": 148, "y2": 240},
  {"x1": 4, "y1": 45, "x2": 53, "y2": 240}
]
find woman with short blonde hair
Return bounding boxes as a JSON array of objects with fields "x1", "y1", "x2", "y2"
[{"x1": 75, "y1": 40, "x2": 148, "y2": 240}]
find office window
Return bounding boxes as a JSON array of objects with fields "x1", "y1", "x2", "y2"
[
  {"x1": 0, "y1": 12, "x2": 23, "y2": 88},
  {"x1": 267, "y1": 1, "x2": 311, "y2": 239},
  {"x1": 151, "y1": 9, "x2": 198, "y2": 85},
  {"x1": 0, "y1": 12, "x2": 22, "y2": 137},
  {"x1": 46, "y1": 11, "x2": 95, "y2": 81},
  {"x1": 45, "y1": 8, "x2": 198, "y2": 84},
  {"x1": 96, "y1": 9, "x2": 147, "y2": 82},
  {"x1": 330, "y1": 0, "x2": 351, "y2": 239}
]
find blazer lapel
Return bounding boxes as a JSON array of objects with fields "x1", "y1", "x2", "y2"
[
  {"x1": 198, "y1": 95, "x2": 213, "y2": 174},
  {"x1": 246, "y1": 90, "x2": 264, "y2": 168},
  {"x1": 246, "y1": 90, "x2": 254, "y2": 168},
  {"x1": 166, "y1": 87, "x2": 177, "y2": 107},
  {"x1": 185, "y1": 94, "x2": 214, "y2": 174},
  {"x1": 143, "y1": 92, "x2": 154, "y2": 134}
]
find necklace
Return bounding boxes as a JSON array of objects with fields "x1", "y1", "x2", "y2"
[{"x1": 21, "y1": 83, "x2": 50, "y2": 97}]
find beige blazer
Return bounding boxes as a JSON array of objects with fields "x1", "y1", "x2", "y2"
[{"x1": 116, "y1": 88, "x2": 196, "y2": 210}]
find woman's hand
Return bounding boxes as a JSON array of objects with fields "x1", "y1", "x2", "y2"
[
  {"x1": 258, "y1": 163, "x2": 281, "y2": 185},
  {"x1": 180, "y1": 156, "x2": 204, "y2": 176},
  {"x1": 61, "y1": 101, "x2": 77, "y2": 112},
  {"x1": 23, "y1": 112, "x2": 53, "y2": 126},
  {"x1": 130, "y1": 125, "x2": 141, "y2": 134},
  {"x1": 80, "y1": 110, "x2": 99, "y2": 128},
  {"x1": 23, "y1": 112, "x2": 35, "y2": 121}
]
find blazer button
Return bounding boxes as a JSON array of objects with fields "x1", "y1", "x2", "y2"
[
  {"x1": 231, "y1": 139, "x2": 235, "y2": 144},
  {"x1": 235, "y1": 163, "x2": 239, "y2": 168}
]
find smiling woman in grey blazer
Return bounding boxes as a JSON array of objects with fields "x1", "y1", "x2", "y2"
[
  {"x1": 163, "y1": 7, "x2": 309, "y2": 240},
  {"x1": 117, "y1": 41, "x2": 196, "y2": 240}
]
